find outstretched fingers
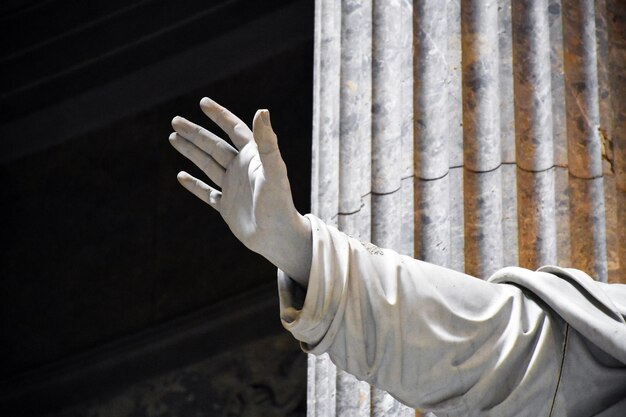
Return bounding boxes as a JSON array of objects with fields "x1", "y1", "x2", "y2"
[
  {"x1": 200, "y1": 97, "x2": 252, "y2": 151},
  {"x1": 171, "y1": 116, "x2": 237, "y2": 167},
  {"x1": 169, "y1": 132, "x2": 225, "y2": 186},
  {"x1": 177, "y1": 172, "x2": 222, "y2": 211},
  {"x1": 252, "y1": 109, "x2": 287, "y2": 181}
]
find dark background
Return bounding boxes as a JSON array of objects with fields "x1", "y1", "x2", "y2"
[{"x1": 0, "y1": 0, "x2": 314, "y2": 414}]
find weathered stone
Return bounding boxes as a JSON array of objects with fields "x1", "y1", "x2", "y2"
[
  {"x1": 501, "y1": 164, "x2": 519, "y2": 267},
  {"x1": 499, "y1": 0, "x2": 516, "y2": 164},
  {"x1": 562, "y1": 0, "x2": 603, "y2": 179},
  {"x1": 449, "y1": 167, "x2": 466, "y2": 273},
  {"x1": 339, "y1": 0, "x2": 372, "y2": 217},
  {"x1": 461, "y1": 0, "x2": 501, "y2": 172},
  {"x1": 548, "y1": 0, "x2": 569, "y2": 168},
  {"x1": 312, "y1": 0, "x2": 341, "y2": 225},
  {"x1": 595, "y1": 0, "x2": 613, "y2": 177},
  {"x1": 512, "y1": 0, "x2": 554, "y2": 172},
  {"x1": 371, "y1": 1, "x2": 403, "y2": 195},
  {"x1": 603, "y1": 175, "x2": 620, "y2": 283},
  {"x1": 414, "y1": 0, "x2": 449, "y2": 180},
  {"x1": 447, "y1": 0, "x2": 463, "y2": 169},
  {"x1": 607, "y1": 0, "x2": 626, "y2": 281},
  {"x1": 310, "y1": 0, "x2": 625, "y2": 415},
  {"x1": 555, "y1": 167, "x2": 572, "y2": 267},
  {"x1": 415, "y1": 176, "x2": 451, "y2": 267},
  {"x1": 464, "y1": 168, "x2": 504, "y2": 279},
  {"x1": 569, "y1": 176, "x2": 609, "y2": 281},
  {"x1": 336, "y1": 369, "x2": 370, "y2": 417},
  {"x1": 517, "y1": 168, "x2": 557, "y2": 269},
  {"x1": 562, "y1": 0, "x2": 609, "y2": 282}
]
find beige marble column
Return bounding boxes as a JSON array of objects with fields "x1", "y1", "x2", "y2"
[
  {"x1": 309, "y1": 0, "x2": 624, "y2": 415},
  {"x1": 607, "y1": 0, "x2": 626, "y2": 283},
  {"x1": 461, "y1": 0, "x2": 504, "y2": 279},
  {"x1": 498, "y1": 0, "x2": 520, "y2": 268},
  {"x1": 512, "y1": 0, "x2": 557, "y2": 269},
  {"x1": 310, "y1": 0, "x2": 413, "y2": 415},
  {"x1": 548, "y1": 0, "x2": 573, "y2": 271},
  {"x1": 562, "y1": 0, "x2": 608, "y2": 281}
]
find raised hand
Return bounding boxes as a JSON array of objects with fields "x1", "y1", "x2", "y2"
[{"x1": 169, "y1": 98, "x2": 311, "y2": 287}]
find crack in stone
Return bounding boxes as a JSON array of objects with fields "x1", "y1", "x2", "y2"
[
  {"x1": 447, "y1": 162, "x2": 605, "y2": 180},
  {"x1": 416, "y1": 171, "x2": 450, "y2": 181},
  {"x1": 336, "y1": 175, "x2": 413, "y2": 218},
  {"x1": 463, "y1": 163, "x2": 508, "y2": 174},
  {"x1": 371, "y1": 186, "x2": 403, "y2": 196},
  {"x1": 568, "y1": 84, "x2": 596, "y2": 137},
  {"x1": 598, "y1": 126, "x2": 615, "y2": 174},
  {"x1": 338, "y1": 201, "x2": 365, "y2": 216},
  {"x1": 329, "y1": 161, "x2": 608, "y2": 221},
  {"x1": 514, "y1": 163, "x2": 605, "y2": 180}
]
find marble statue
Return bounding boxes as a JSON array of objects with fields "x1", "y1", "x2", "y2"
[{"x1": 169, "y1": 98, "x2": 626, "y2": 416}]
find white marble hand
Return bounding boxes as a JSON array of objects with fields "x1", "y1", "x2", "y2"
[{"x1": 169, "y1": 98, "x2": 311, "y2": 287}]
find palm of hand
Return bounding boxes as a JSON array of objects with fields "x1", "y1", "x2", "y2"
[
  {"x1": 220, "y1": 143, "x2": 293, "y2": 251},
  {"x1": 169, "y1": 97, "x2": 299, "y2": 256},
  {"x1": 219, "y1": 143, "x2": 261, "y2": 243}
]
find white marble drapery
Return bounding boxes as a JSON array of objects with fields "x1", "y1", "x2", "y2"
[{"x1": 309, "y1": 0, "x2": 625, "y2": 415}]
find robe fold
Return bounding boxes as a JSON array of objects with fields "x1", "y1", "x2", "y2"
[{"x1": 278, "y1": 214, "x2": 626, "y2": 416}]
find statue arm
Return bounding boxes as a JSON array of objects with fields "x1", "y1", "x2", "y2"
[
  {"x1": 278, "y1": 214, "x2": 565, "y2": 414},
  {"x1": 169, "y1": 99, "x2": 568, "y2": 414}
]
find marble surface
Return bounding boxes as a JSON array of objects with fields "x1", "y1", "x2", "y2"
[
  {"x1": 498, "y1": 0, "x2": 516, "y2": 164},
  {"x1": 311, "y1": 0, "x2": 416, "y2": 414},
  {"x1": 512, "y1": 0, "x2": 555, "y2": 172},
  {"x1": 511, "y1": 0, "x2": 558, "y2": 272},
  {"x1": 415, "y1": 176, "x2": 451, "y2": 267},
  {"x1": 309, "y1": 0, "x2": 625, "y2": 415},
  {"x1": 607, "y1": 0, "x2": 626, "y2": 283},
  {"x1": 569, "y1": 176, "x2": 609, "y2": 281},
  {"x1": 461, "y1": 0, "x2": 505, "y2": 279},
  {"x1": 548, "y1": 0, "x2": 569, "y2": 167},
  {"x1": 311, "y1": 0, "x2": 341, "y2": 225},
  {"x1": 464, "y1": 168, "x2": 505, "y2": 278},
  {"x1": 563, "y1": 0, "x2": 603, "y2": 179},
  {"x1": 501, "y1": 164, "x2": 519, "y2": 267},
  {"x1": 562, "y1": 0, "x2": 609, "y2": 281},
  {"x1": 461, "y1": 0, "x2": 502, "y2": 173},
  {"x1": 517, "y1": 168, "x2": 557, "y2": 268},
  {"x1": 414, "y1": 0, "x2": 449, "y2": 180}
]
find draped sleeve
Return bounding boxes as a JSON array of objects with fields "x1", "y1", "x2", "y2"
[{"x1": 277, "y1": 214, "x2": 570, "y2": 415}]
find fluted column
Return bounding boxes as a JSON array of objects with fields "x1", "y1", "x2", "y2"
[
  {"x1": 498, "y1": 0, "x2": 519, "y2": 268},
  {"x1": 370, "y1": 1, "x2": 414, "y2": 414},
  {"x1": 310, "y1": 0, "x2": 414, "y2": 415},
  {"x1": 311, "y1": 0, "x2": 340, "y2": 225},
  {"x1": 562, "y1": 0, "x2": 608, "y2": 281},
  {"x1": 336, "y1": 0, "x2": 372, "y2": 415},
  {"x1": 548, "y1": 0, "x2": 573, "y2": 270},
  {"x1": 447, "y1": 0, "x2": 465, "y2": 274},
  {"x1": 310, "y1": 0, "x2": 624, "y2": 415},
  {"x1": 461, "y1": 0, "x2": 504, "y2": 278},
  {"x1": 310, "y1": 1, "x2": 341, "y2": 415},
  {"x1": 512, "y1": 0, "x2": 557, "y2": 269},
  {"x1": 607, "y1": 0, "x2": 626, "y2": 281},
  {"x1": 414, "y1": 0, "x2": 450, "y2": 267}
]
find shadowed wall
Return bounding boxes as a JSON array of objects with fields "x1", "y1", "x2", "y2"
[{"x1": 0, "y1": 1, "x2": 314, "y2": 415}]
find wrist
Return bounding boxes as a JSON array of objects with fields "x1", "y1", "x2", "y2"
[{"x1": 257, "y1": 212, "x2": 312, "y2": 288}]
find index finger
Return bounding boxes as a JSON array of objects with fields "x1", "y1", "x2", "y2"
[
  {"x1": 200, "y1": 97, "x2": 252, "y2": 150},
  {"x1": 171, "y1": 116, "x2": 237, "y2": 167}
]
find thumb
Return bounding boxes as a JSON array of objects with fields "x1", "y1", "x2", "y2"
[{"x1": 253, "y1": 109, "x2": 287, "y2": 180}]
